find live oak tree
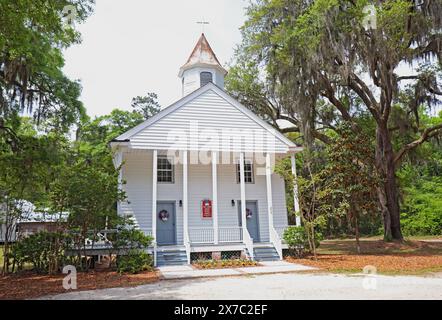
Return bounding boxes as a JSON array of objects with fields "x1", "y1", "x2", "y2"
[
  {"x1": 227, "y1": 0, "x2": 442, "y2": 240},
  {"x1": 0, "y1": 0, "x2": 94, "y2": 139},
  {"x1": 0, "y1": 119, "x2": 70, "y2": 274}
]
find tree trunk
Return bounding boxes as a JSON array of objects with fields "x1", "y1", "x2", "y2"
[
  {"x1": 376, "y1": 124, "x2": 403, "y2": 241},
  {"x1": 353, "y1": 210, "x2": 361, "y2": 254}
]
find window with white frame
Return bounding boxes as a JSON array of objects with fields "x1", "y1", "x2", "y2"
[
  {"x1": 236, "y1": 160, "x2": 254, "y2": 184},
  {"x1": 157, "y1": 156, "x2": 174, "y2": 183}
]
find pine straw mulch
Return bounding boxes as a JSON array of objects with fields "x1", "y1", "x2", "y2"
[
  {"x1": 0, "y1": 269, "x2": 160, "y2": 300},
  {"x1": 286, "y1": 239, "x2": 442, "y2": 275}
]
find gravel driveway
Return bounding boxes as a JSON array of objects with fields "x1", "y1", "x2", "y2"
[{"x1": 42, "y1": 272, "x2": 442, "y2": 300}]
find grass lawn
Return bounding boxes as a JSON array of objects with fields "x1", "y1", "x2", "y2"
[{"x1": 287, "y1": 237, "x2": 442, "y2": 275}]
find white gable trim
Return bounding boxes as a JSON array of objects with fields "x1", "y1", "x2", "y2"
[{"x1": 113, "y1": 83, "x2": 298, "y2": 149}]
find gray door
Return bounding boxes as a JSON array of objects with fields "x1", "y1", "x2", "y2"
[
  {"x1": 156, "y1": 202, "x2": 176, "y2": 245},
  {"x1": 238, "y1": 201, "x2": 260, "y2": 242}
]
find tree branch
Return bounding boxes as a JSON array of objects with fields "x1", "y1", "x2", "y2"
[{"x1": 394, "y1": 123, "x2": 442, "y2": 165}]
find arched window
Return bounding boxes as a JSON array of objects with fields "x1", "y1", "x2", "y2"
[{"x1": 200, "y1": 72, "x2": 213, "y2": 87}]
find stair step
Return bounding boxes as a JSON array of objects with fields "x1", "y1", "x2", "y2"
[
  {"x1": 253, "y1": 246, "x2": 280, "y2": 262},
  {"x1": 156, "y1": 249, "x2": 188, "y2": 266}
]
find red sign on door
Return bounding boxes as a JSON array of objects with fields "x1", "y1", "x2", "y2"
[{"x1": 202, "y1": 200, "x2": 212, "y2": 218}]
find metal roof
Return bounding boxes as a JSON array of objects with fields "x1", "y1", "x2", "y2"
[{"x1": 178, "y1": 33, "x2": 228, "y2": 77}]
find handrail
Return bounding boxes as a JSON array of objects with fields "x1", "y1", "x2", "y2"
[
  {"x1": 153, "y1": 241, "x2": 157, "y2": 267},
  {"x1": 270, "y1": 226, "x2": 283, "y2": 260},
  {"x1": 243, "y1": 229, "x2": 254, "y2": 260},
  {"x1": 184, "y1": 231, "x2": 191, "y2": 264}
]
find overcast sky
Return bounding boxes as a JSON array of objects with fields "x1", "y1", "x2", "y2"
[{"x1": 63, "y1": 0, "x2": 248, "y2": 118}]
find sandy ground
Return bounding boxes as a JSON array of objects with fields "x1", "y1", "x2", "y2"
[{"x1": 42, "y1": 272, "x2": 442, "y2": 300}]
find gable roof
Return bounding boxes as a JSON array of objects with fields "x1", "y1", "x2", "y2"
[
  {"x1": 112, "y1": 83, "x2": 301, "y2": 152},
  {"x1": 178, "y1": 33, "x2": 228, "y2": 77}
]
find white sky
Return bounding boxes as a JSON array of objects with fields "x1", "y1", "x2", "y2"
[{"x1": 63, "y1": 0, "x2": 248, "y2": 118}]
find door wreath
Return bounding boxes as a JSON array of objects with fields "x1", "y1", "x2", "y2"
[
  {"x1": 246, "y1": 208, "x2": 253, "y2": 219},
  {"x1": 159, "y1": 210, "x2": 169, "y2": 222}
]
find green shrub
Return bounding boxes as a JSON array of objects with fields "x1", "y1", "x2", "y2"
[
  {"x1": 401, "y1": 177, "x2": 442, "y2": 236},
  {"x1": 11, "y1": 231, "x2": 72, "y2": 274},
  {"x1": 116, "y1": 249, "x2": 153, "y2": 274},
  {"x1": 283, "y1": 226, "x2": 322, "y2": 257},
  {"x1": 113, "y1": 226, "x2": 154, "y2": 274},
  {"x1": 112, "y1": 227, "x2": 153, "y2": 250}
]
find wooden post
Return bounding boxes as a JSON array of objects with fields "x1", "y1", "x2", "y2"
[
  {"x1": 291, "y1": 154, "x2": 301, "y2": 226},
  {"x1": 265, "y1": 153, "x2": 274, "y2": 231},
  {"x1": 152, "y1": 150, "x2": 158, "y2": 242},
  {"x1": 239, "y1": 152, "x2": 247, "y2": 240},
  {"x1": 212, "y1": 151, "x2": 219, "y2": 244},
  {"x1": 183, "y1": 150, "x2": 189, "y2": 244}
]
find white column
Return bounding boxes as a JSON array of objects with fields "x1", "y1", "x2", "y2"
[
  {"x1": 152, "y1": 150, "x2": 158, "y2": 241},
  {"x1": 291, "y1": 154, "x2": 301, "y2": 226},
  {"x1": 239, "y1": 152, "x2": 247, "y2": 240},
  {"x1": 265, "y1": 153, "x2": 274, "y2": 231},
  {"x1": 212, "y1": 151, "x2": 219, "y2": 244},
  {"x1": 182, "y1": 150, "x2": 189, "y2": 243}
]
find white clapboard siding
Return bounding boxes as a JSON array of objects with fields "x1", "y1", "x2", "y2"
[
  {"x1": 119, "y1": 151, "x2": 152, "y2": 234},
  {"x1": 129, "y1": 89, "x2": 289, "y2": 153},
  {"x1": 119, "y1": 150, "x2": 289, "y2": 244}
]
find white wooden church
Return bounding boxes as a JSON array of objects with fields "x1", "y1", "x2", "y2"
[{"x1": 111, "y1": 34, "x2": 302, "y2": 266}]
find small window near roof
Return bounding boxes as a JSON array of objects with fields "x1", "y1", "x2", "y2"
[
  {"x1": 236, "y1": 160, "x2": 254, "y2": 184},
  {"x1": 157, "y1": 156, "x2": 174, "y2": 183},
  {"x1": 200, "y1": 72, "x2": 213, "y2": 87}
]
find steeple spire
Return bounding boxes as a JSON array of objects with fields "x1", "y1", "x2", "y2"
[
  {"x1": 178, "y1": 34, "x2": 227, "y2": 96},
  {"x1": 179, "y1": 33, "x2": 227, "y2": 77}
]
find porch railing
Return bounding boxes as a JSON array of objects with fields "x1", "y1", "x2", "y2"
[
  {"x1": 184, "y1": 230, "x2": 191, "y2": 264},
  {"x1": 275, "y1": 225, "x2": 298, "y2": 244},
  {"x1": 144, "y1": 229, "x2": 153, "y2": 238},
  {"x1": 188, "y1": 227, "x2": 244, "y2": 244},
  {"x1": 274, "y1": 226, "x2": 286, "y2": 240},
  {"x1": 243, "y1": 229, "x2": 254, "y2": 260},
  {"x1": 270, "y1": 226, "x2": 283, "y2": 260},
  {"x1": 188, "y1": 227, "x2": 214, "y2": 244},
  {"x1": 219, "y1": 227, "x2": 243, "y2": 243}
]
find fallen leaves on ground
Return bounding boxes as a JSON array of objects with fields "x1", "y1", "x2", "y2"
[
  {"x1": 0, "y1": 270, "x2": 159, "y2": 300},
  {"x1": 287, "y1": 239, "x2": 442, "y2": 274}
]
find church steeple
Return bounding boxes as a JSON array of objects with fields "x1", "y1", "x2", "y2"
[{"x1": 179, "y1": 33, "x2": 228, "y2": 96}]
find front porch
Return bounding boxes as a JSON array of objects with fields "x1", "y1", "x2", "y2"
[
  {"x1": 148, "y1": 225, "x2": 292, "y2": 267},
  {"x1": 114, "y1": 148, "x2": 302, "y2": 266}
]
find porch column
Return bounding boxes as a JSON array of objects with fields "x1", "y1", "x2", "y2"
[
  {"x1": 291, "y1": 153, "x2": 301, "y2": 226},
  {"x1": 182, "y1": 150, "x2": 189, "y2": 244},
  {"x1": 212, "y1": 151, "x2": 219, "y2": 244},
  {"x1": 265, "y1": 153, "x2": 274, "y2": 231},
  {"x1": 152, "y1": 150, "x2": 158, "y2": 241},
  {"x1": 239, "y1": 152, "x2": 247, "y2": 240}
]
